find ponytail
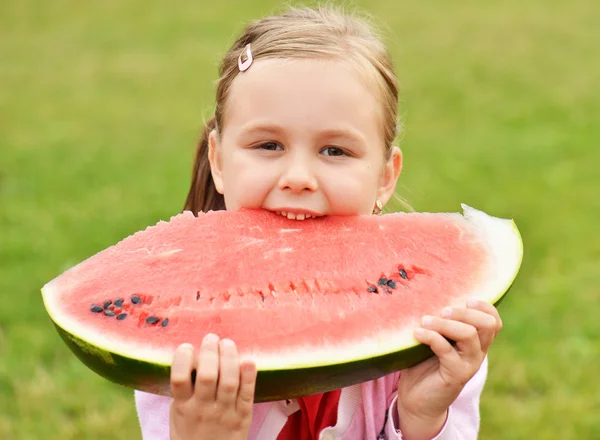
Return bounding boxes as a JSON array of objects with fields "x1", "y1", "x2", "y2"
[{"x1": 183, "y1": 116, "x2": 226, "y2": 215}]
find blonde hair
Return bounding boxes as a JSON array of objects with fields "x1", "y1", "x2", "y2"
[{"x1": 183, "y1": 5, "x2": 401, "y2": 214}]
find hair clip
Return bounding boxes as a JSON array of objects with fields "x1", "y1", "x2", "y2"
[{"x1": 238, "y1": 44, "x2": 253, "y2": 72}]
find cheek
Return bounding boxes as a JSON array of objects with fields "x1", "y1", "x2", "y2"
[
  {"x1": 322, "y1": 165, "x2": 380, "y2": 215},
  {"x1": 222, "y1": 155, "x2": 277, "y2": 208}
]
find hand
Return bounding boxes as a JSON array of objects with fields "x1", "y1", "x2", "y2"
[
  {"x1": 396, "y1": 299, "x2": 503, "y2": 440},
  {"x1": 169, "y1": 334, "x2": 257, "y2": 440}
]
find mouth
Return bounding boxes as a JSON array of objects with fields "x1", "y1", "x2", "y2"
[{"x1": 272, "y1": 210, "x2": 324, "y2": 221}]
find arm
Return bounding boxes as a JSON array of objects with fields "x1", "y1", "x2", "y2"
[
  {"x1": 382, "y1": 357, "x2": 487, "y2": 439},
  {"x1": 135, "y1": 390, "x2": 173, "y2": 440},
  {"x1": 384, "y1": 299, "x2": 501, "y2": 439}
]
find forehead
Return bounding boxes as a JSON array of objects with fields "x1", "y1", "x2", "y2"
[{"x1": 221, "y1": 58, "x2": 384, "y2": 143}]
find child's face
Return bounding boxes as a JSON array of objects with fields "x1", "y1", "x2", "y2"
[{"x1": 209, "y1": 58, "x2": 402, "y2": 217}]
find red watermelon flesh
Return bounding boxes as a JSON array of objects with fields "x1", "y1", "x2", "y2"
[{"x1": 41, "y1": 205, "x2": 522, "y2": 400}]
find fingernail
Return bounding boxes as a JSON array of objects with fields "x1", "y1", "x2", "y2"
[
  {"x1": 414, "y1": 328, "x2": 426, "y2": 338},
  {"x1": 203, "y1": 333, "x2": 219, "y2": 344},
  {"x1": 468, "y1": 298, "x2": 479, "y2": 307},
  {"x1": 421, "y1": 315, "x2": 433, "y2": 327},
  {"x1": 441, "y1": 307, "x2": 452, "y2": 318},
  {"x1": 179, "y1": 343, "x2": 194, "y2": 351},
  {"x1": 221, "y1": 338, "x2": 235, "y2": 348}
]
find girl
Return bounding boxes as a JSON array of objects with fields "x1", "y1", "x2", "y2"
[{"x1": 135, "y1": 6, "x2": 503, "y2": 440}]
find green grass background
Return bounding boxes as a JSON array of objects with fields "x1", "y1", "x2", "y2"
[{"x1": 1, "y1": 0, "x2": 599, "y2": 438}]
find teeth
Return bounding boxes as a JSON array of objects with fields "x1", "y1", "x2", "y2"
[{"x1": 275, "y1": 211, "x2": 316, "y2": 221}]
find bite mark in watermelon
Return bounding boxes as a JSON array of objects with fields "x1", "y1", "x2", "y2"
[{"x1": 41, "y1": 204, "x2": 523, "y2": 401}]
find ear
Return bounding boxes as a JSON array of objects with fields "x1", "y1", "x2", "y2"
[
  {"x1": 377, "y1": 146, "x2": 403, "y2": 206},
  {"x1": 208, "y1": 129, "x2": 224, "y2": 194}
]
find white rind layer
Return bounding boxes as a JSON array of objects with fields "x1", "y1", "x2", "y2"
[
  {"x1": 460, "y1": 204, "x2": 523, "y2": 304},
  {"x1": 41, "y1": 205, "x2": 523, "y2": 370}
]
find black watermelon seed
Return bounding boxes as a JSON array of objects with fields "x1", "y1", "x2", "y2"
[
  {"x1": 399, "y1": 269, "x2": 408, "y2": 280},
  {"x1": 116, "y1": 313, "x2": 127, "y2": 320},
  {"x1": 191, "y1": 369, "x2": 197, "y2": 386},
  {"x1": 387, "y1": 279, "x2": 397, "y2": 289},
  {"x1": 146, "y1": 316, "x2": 160, "y2": 325},
  {"x1": 367, "y1": 285, "x2": 378, "y2": 293},
  {"x1": 114, "y1": 298, "x2": 124, "y2": 307},
  {"x1": 91, "y1": 305, "x2": 103, "y2": 313},
  {"x1": 104, "y1": 309, "x2": 115, "y2": 317},
  {"x1": 378, "y1": 277, "x2": 388, "y2": 286},
  {"x1": 103, "y1": 300, "x2": 112, "y2": 309},
  {"x1": 131, "y1": 295, "x2": 141, "y2": 304},
  {"x1": 161, "y1": 318, "x2": 169, "y2": 327}
]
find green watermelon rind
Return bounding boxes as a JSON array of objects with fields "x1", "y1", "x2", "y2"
[
  {"x1": 55, "y1": 288, "x2": 516, "y2": 403},
  {"x1": 50, "y1": 274, "x2": 516, "y2": 402},
  {"x1": 43, "y1": 206, "x2": 523, "y2": 402},
  {"x1": 52, "y1": 319, "x2": 436, "y2": 401}
]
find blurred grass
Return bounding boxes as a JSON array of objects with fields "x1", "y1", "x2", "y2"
[{"x1": 1, "y1": 0, "x2": 599, "y2": 439}]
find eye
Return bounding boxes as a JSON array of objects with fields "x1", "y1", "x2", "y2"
[
  {"x1": 321, "y1": 146, "x2": 347, "y2": 157},
  {"x1": 257, "y1": 142, "x2": 283, "y2": 151}
]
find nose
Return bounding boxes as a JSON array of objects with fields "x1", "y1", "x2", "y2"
[{"x1": 278, "y1": 155, "x2": 318, "y2": 194}]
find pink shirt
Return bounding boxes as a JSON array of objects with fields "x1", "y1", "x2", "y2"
[{"x1": 135, "y1": 357, "x2": 487, "y2": 439}]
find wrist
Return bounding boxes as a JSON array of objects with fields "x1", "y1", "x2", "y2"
[{"x1": 396, "y1": 405, "x2": 448, "y2": 440}]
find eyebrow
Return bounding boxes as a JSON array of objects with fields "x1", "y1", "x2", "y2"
[{"x1": 238, "y1": 122, "x2": 367, "y2": 145}]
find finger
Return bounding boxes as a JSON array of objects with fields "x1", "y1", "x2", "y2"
[
  {"x1": 441, "y1": 306, "x2": 499, "y2": 352},
  {"x1": 194, "y1": 333, "x2": 220, "y2": 403},
  {"x1": 421, "y1": 316, "x2": 482, "y2": 359},
  {"x1": 237, "y1": 360, "x2": 257, "y2": 416},
  {"x1": 216, "y1": 339, "x2": 240, "y2": 405},
  {"x1": 467, "y1": 299, "x2": 503, "y2": 337},
  {"x1": 414, "y1": 327, "x2": 462, "y2": 368},
  {"x1": 170, "y1": 343, "x2": 196, "y2": 401}
]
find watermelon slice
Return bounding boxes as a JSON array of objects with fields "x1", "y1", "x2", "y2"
[{"x1": 41, "y1": 205, "x2": 522, "y2": 402}]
